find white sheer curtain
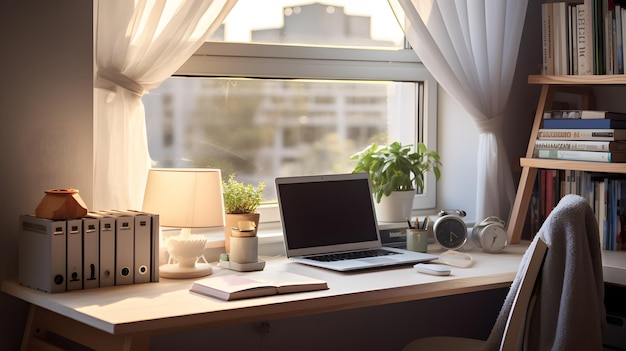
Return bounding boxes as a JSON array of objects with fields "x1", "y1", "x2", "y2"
[
  {"x1": 389, "y1": 0, "x2": 527, "y2": 222},
  {"x1": 94, "y1": 0, "x2": 237, "y2": 211}
]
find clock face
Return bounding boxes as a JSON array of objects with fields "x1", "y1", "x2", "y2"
[
  {"x1": 479, "y1": 224, "x2": 508, "y2": 253},
  {"x1": 434, "y1": 215, "x2": 467, "y2": 250}
]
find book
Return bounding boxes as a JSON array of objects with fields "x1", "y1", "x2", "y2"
[
  {"x1": 594, "y1": 0, "x2": 605, "y2": 74},
  {"x1": 615, "y1": 4, "x2": 623, "y2": 73},
  {"x1": 536, "y1": 149, "x2": 626, "y2": 162},
  {"x1": 570, "y1": 3, "x2": 578, "y2": 74},
  {"x1": 542, "y1": 2, "x2": 555, "y2": 75},
  {"x1": 542, "y1": 110, "x2": 626, "y2": 119},
  {"x1": 534, "y1": 139, "x2": 626, "y2": 151},
  {"x1": 620, "y1": 6, "x2": 626, "y2": 73},
  {"x1": 537, "y1": 128, "x2": 626, "y2": 140},
  {"x1": 190, "y1": 271, "x2": 328, "y2": 301},
  {"x1": 554, "y1": 2, "x2": 569, "y2": 75},
  {"x1": 543, "y1": 118, "x2": 626, "y2": 129},
  {"x1": 605, "y1": 1, "x2": 613, "y2": 74},
  {"x1": 577, "y1": 2, "x2": 594, "y2": 75}
]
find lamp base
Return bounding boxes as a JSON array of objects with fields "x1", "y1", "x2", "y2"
[{"x1": 159, "y1": 263, "x2": 213, "y2": 279}]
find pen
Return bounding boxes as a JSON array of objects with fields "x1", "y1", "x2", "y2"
[{"x1": 406, "y1": 217, "x2": 414, "y2": 229}]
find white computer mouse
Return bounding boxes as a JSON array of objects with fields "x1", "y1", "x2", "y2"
[{"x1": 414, "y1": 263, "x2": 451, "y2": 276}]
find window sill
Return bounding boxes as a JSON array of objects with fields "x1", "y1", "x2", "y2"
[{"x1": 160, "y1": 213, "x2": 465, "y2": 261}]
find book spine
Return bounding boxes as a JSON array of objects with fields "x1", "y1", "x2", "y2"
[
  {"x1": 622, "y1": 7, "x2": 626, "y2": 75},
  {"x1": 537, "y1": 149, "x2": 613, "y2": 162},
  {"x1": 580, "y1": 2, "x2": 595, "y2": 74},
  {"x1": 544, "y1": 110, "x2": 585, "y2": 119},
  {"x1": 595, "y1": 0, "x2": 605, "y2": 74},
  {"x1": 537, "y1": 129, "x2": 620, "y2": 140},
  {"x1": 605, "y1": 3, "x2": 613, "y2": 74},
  {"x1": 554, "y1": 2, "x2": 568, "y2": 75},
  {"x1": 543, "y1": 3, "x2": 555, "y2": 75},
  {"x1": 534, "y1": 139, "x2": 611, "y2": 151},
  {"x1": 542, "y1": 118, "x2": 626, "y2": 129},
  {"x1": 616, "y1": 5, "x2": 623, "y2": 73},
  {"x1": 571, "y1": 4, "x2": 578, "y2": 74},
  {"x1": 577, "y1": 4, "x2": 586, "y2": 74},
  {"x1": 543, "y1": 110, "x2": 626, "y2": 119}
]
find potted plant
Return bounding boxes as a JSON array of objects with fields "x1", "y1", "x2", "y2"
[
  {"x1": 350, "y1": 141, "x2": 441, "y2": 222},
  {"x1": 222, "y1": 174, "x2": 265, "y2": 252}
]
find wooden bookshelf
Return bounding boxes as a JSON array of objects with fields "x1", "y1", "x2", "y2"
[{"x1": 507, "y1": 75, "x2": 626, "y2": 244}]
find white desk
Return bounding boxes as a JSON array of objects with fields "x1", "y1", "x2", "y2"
[
  {"x1": 3, "y1": 242, "x2": 623, "y2": 351},
  {"x1": 2, "y1": 244, "x2": 529, "y2": 351},
  {"x1": 601, "y1": 249, "x2": 626, "y2": 286}
]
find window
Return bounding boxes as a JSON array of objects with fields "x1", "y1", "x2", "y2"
[{"x1": 143, "y1": 1, "x2": 438, "y2": 223}]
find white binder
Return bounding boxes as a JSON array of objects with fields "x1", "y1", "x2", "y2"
[
  {"x1": 18, "y1": 215, "x2": 67, "y2": 293},
  {"x1": 65, "y1": 218, "x2": 83, "y2": 291},
  {"x1": 107, "y1": 211, "x2": 135, "y2": 285},
  {"x1": 88, "y1": 212, "x2": 116, "y2": 287},
  {"x1": 82, "y1": 216, "x2": 100, "y2": 289}
]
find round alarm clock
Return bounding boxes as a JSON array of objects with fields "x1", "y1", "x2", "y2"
[
  {"x1": 433, "y1": 214, "x2": 468, "y2": 250},
  {"x1": 471, "y1": 216, "x2": 508, "y2": 253}
]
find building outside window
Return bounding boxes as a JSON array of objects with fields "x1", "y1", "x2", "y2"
[{"x1": 143, "y1": 1, "x2": 437, "y2": 218}]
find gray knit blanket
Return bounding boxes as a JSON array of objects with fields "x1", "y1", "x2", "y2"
[{"x1": 483, "y1": 194, "x2": 606, "y2": 350}]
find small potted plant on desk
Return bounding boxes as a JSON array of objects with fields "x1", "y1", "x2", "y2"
[
  {"x1": 222, "y1": 174, "x2": 265, "y2": 252},
  {"x1": 350, "y1": 141, "x2": 441, "y2": 222}
]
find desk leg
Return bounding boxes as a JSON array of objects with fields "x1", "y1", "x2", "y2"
[{"x1": 21, "y1": 305, "x2": 152, "y2": 351}]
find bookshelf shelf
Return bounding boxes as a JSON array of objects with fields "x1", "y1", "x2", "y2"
[
  {"x1": 520, "y1": 158, "x2": 626, "y2": 173},
  {"x1": 529, "y1": 74, "x2": 626, "y2": 85}
]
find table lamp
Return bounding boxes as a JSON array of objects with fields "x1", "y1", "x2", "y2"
[{"x1": 142, "y1": 168, "x2": 225, "y2": 279}]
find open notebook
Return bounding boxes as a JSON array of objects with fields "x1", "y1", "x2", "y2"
[{"x1": 275, "y1": 173, "x2": 436, "y2": 271}]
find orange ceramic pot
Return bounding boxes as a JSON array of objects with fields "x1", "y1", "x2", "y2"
[{"x1": 35, "y1": 188, "x2": 88, "y2": 219}]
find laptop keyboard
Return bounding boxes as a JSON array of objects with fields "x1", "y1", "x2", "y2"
[{"x1": 305, "y1": 249, "x2": 398, "y2": 262}]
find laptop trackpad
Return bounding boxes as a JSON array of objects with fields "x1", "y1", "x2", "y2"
[{"x1": 359, "y1": 257, "x2": 395, "y2": 264}]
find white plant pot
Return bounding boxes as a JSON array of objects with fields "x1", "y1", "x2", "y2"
[{"x1": 374, "y1": 190, "x2": 415, "y2": 222}]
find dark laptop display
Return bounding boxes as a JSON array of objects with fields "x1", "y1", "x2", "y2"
[{"x1": 278, "y1": 177, "x2": 379, "y2": 249}]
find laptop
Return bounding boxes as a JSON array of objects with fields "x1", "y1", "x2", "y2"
[{"x1": 275, "y1": 173, "x2": 437, "y2": 271}]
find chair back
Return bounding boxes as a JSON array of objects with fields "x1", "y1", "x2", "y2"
[{"x1": 499, "y1": 237, "x2": 548, "y2": 351}]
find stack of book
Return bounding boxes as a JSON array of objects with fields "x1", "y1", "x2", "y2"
[{"x1": 534, "y1": 110, "x2": 626, "y2": 163}]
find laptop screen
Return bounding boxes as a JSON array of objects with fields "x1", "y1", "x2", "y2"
[{"x1": 276, "y1": 173, "x2": 381, "y2": 254}]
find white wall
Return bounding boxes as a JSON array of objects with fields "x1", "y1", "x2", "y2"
[
  {"x1": 436, "y1": 90, "x2": 480, "y2": 219},
  {"x1": 0, "y1": 0, "x2": 541, "y2": 349},
  {"x1": 0, "y1": 1, "x2": 94, "y2": 349}
]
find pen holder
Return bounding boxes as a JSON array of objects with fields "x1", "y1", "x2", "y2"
[{"x1": 406, "y1": 229, "x2": 428, "y2": 253}]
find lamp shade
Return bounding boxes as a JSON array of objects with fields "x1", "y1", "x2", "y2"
[{"x1": 142, "y1": 168, "x2": 225, "y2": 228}]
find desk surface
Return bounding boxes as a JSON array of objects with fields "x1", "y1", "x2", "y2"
[
  {"x1": 4, "y1": 242, "x2": 625, "y2": 339},
  {"x1": 2, "y1": 244, "x2": 530, "y2": 337}
]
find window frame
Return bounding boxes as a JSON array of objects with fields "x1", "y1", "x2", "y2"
[{"x1": 171, "y1": 41, "x2": 438, "y2": 223}]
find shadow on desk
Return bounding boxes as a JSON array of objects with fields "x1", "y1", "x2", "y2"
[{"x1": 149, "y1": 288, "x2": 508, "y2": 351}]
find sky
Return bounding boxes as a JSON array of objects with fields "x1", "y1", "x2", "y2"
[{"x1": 222, "y1": 0, "x2": 404, "y2": 44}]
